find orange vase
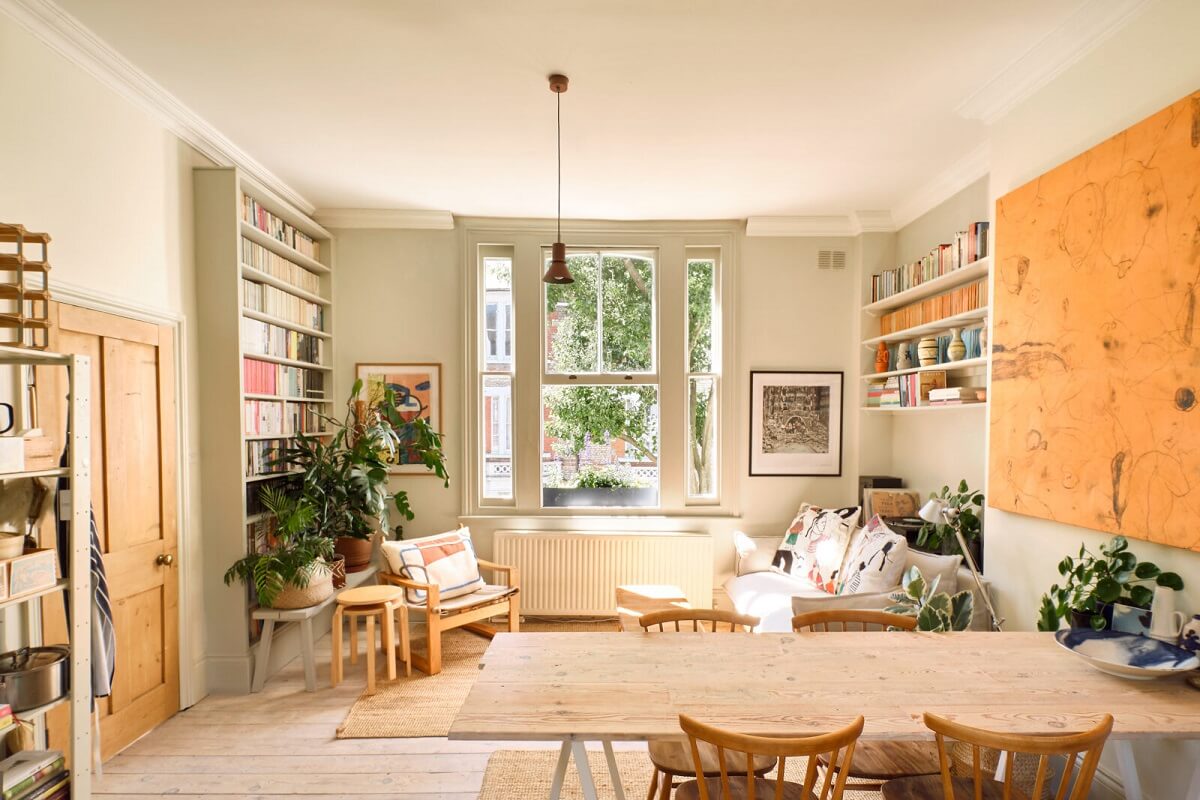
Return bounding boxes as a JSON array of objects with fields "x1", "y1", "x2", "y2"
[{"x1": 874, "y1": 341, "x2": 890, "y2": 373}]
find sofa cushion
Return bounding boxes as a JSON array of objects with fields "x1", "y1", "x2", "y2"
[
  {"x1": 380, "y1": 527, "x2": 486, "y2": 604},
  {"x1": 838, "y1": 515, "x2": 908, "y2": 595},
  {"x1": 905, "y1": 549, "x2": 962, "y2": 594},
  {"x1": 724, "y1": 571, "x2": 825, "y2": 632},
  {"x1": 771, "y1": 505, "x2": 860, "y2": 593},
  {"x1": 732, "y1": 532, "x2": 779, "y2": 576}
]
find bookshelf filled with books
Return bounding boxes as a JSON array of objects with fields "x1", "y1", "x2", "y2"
[
  {"x1": 860, "y1": 221, "x2": 991, "y2": 414},
  {"x1": 194, "y1": 168, "x2": 336, "y2": 690}
]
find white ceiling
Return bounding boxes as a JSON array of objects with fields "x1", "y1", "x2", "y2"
[{"x1": 54, "y1": 0, "x2": 1089, "y2": 220}]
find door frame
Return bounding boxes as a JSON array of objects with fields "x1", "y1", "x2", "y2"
[{"x1": 47, "y1": 280, "x2": 197, "y2": 709}]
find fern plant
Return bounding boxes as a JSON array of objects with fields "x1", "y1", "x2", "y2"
[
  {"x1": 885, "y1": 566, "x2": 974, "y2": 632},
  {"x1": 223, "y1": 487, "x2": 334, "y2": 607}
]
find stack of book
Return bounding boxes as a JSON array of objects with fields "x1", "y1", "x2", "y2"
[
  {"x1": 242, "y1": 279, "x2": 324, "y2": 329},
  {"x1": 866, "y1": 380, "x2": 887, "y2": 408},
  {"x1": 868, "y1": 221, "x2": 990, "y2": 303},
  {"x1": 241, "y1": 318, "x2": 325, "y2": 364},
  {"x1": 928, "y1": 387, "x2": 984, "y2": 406},
  {"x1": 242, "y1": 358, "x2": 325, "y2": 398},
  {"x1": 878, "y1": 371, "x2": 948, "y2": 408},
  {"x1": 241, "y1": 195, "x2": 320, "y2": 260},
  {"x1": 0, "y1": 751, "x2": 68, "y2": 800}
]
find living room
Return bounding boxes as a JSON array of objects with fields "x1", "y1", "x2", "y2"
[{"x1": 0, "y1": 1, "x2": 1198, "y2": 799}]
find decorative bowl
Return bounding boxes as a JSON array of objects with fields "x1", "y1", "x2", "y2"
[{"x1": 1055, "y1": 628, "x2": 1199, "y2": 680}]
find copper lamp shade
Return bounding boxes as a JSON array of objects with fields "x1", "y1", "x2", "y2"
[
  {"x1": 544, "y1": 242, "x2": 573, "y2": 284},
  {"x1": 542, "y1": 74, "x2": 574, "y2": 284}
]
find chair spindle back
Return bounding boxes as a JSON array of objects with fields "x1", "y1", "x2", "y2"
[
  {"x1": 791, "y1": 609, "x2": 918, "y2": 633},
  {"x1": 639, "y1": 608, "x2": 760, "y2": 633}
]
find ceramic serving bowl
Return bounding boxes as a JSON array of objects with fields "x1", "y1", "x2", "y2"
[{"x1": 1055, "y1": 628, "x2": 1200, "y2": 680}]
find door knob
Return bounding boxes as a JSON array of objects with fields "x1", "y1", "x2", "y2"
[{"x1": 155, "y1": 553, "x2": 174, "y2": 567}]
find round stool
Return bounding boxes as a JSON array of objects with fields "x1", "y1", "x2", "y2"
[{"x1": 331, "y1": 585, "x2": 411, "y2": 693}]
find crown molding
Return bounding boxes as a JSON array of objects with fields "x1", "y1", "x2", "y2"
[
  {"x1": 315, "y1": 208, "x2": 455, "y2": 230},
  {"x1": 890, "y1": 142, "x2": 991, "y2": 230},
  {"x1": 0, "y1": 0, "x2": 317, "y2": 215},
  {"x1": 851, "y1": 211, "x2": 895, "y2": 235},
  {"x1": 956, "y1": 0, "x2": 1151, "y2": 125},
  {"x1": 745, "y1": 216, "x2": 854, "y2": 238}
]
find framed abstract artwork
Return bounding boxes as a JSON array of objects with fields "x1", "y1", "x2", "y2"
[
  {"x1": 355, "y1": 362, "x2": 443, "y2": 474},
  {"x1": 749, "y1": 370, "x2": 843, "y2": 476}
]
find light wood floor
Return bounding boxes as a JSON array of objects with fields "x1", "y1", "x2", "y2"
[{"x1": 95, "y1": 626, "x2": 647, "y2": 798}]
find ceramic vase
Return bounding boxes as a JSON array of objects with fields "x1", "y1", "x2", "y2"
[
  {"x1": 947, "y1": 327, "x2": 967, "y2": 362},
  {"x1": 980, "y1": 318, "x2": 989, "y2": 354},
  {"x1": 1180, "y1": 614, "x2": 1200, "y2": 653},
  {"x1": 874, "y1": 341, "x2": 890, "y2": 373},
  {"x1": 917, "y1": 336, "x2": 940, "y2": 367},
  {"x1": 896, "y1": 344, "x2": 913, "y2": 371}
]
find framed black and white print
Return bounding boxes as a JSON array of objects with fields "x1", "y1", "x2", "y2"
[{"x1": 749, "y1": 370, "x2": 843, "y2": 476}]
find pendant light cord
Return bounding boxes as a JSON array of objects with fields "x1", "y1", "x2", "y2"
[{"x1": 556, "y1": 89, "x2": 562, "y2": 242}]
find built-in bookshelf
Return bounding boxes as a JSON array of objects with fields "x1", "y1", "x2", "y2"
[
  {"x1": 859, "y1": 224, "x2": 991, "y2": 414},
  {"x1": 194, "y1": 168, "x2": 337, "y2": 691}
]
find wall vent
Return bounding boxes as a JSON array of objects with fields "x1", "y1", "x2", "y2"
[{"x1": 817, "y1": 250, "x2": 847, "y2": 270}]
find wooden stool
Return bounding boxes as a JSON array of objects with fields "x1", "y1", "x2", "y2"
[{"x1": 331, "y1": 585, "x2": 411, "y2": 694}]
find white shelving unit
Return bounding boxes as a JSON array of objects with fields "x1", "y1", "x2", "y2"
[
  {"x1": 194, "y1": 168, "x2": 336, "y2": 691},
  {"x1": 860, "y1": 243, "x2": 991, "y2": 414},
  {"x1": 0, "y1": 345, "x2": 92, "y2": 797}
]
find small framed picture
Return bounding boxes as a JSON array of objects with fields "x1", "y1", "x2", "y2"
[
  {"x1": 355, "y1": 362, "x2": 443, "y2": 474},
  {"x1": 749, "y1": 370, "x2": 843, "y2": 477}
]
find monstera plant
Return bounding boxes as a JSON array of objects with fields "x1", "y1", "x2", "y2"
[{"x1": 886, "y1": 566, "x2": 974, "y2": 632}]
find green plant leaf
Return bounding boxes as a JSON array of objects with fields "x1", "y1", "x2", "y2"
[
  {"x1": 1157, "y1": 572, "x2": 1184, "y2": 590},
  {"x1": 949, "y1": 591, "x2": 974, "y2": 631},
  {"x1": 1128, "y1": 585, "x2": 1153, "y2": 608},
  {"x1": 1095, "y1": 577, "x2": 1121, "y2": 603},
  {"x1": 1134, "y1": 562, "x2": 1161, "y2": 579},
  {"x1": 1037, "y1": 596, "x2": 1061, "y2": 632},
  {"x1": 1090, "y1": 614, "x2": 1108, "y2": 631}
]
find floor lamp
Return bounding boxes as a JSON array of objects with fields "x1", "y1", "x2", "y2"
[{"x1": 918, "y1": 498, "x2": 1004, "y2": 632}]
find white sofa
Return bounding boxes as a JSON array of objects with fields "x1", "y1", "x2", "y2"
[{"x1": 724, "y1": 532, "x2": 993, "y2": 632}]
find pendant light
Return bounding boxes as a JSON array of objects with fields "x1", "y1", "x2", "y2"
[{"x1": 543, "y1": 73, "x2": 574, "y2": 284}]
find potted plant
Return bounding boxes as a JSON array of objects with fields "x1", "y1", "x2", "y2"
[
  {"x1": 915, "y1": 480, "x2": 984, "y2": 564},
  {"x1": 541, "y1": 464, "x2": 657, "y2": 508},
  {"x1": 885, "y1": 566, "x2": 974, "y2": 632},
  {"x1": 1037, "y1": 535, "x2": 1183, "y2": 631},
  {"x1": 276, "y1": 380, "x2": 448, "y2": 571},
  {"x1": 224, "y1": 487, "x2": 334, "y2": 609}
]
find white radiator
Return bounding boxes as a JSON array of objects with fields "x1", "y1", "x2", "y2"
[{"x1": 493, "y1": 530, "x2": 713, "y2": 616}]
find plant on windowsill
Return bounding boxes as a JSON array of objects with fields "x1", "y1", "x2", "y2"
[
  {"x1": 273, "y1": 380, "x2": 448, "y2": 572},
  {"x1": 885, "y1": 566, "x2": 974, "y2": 632},
  {"x1": 542, "y1": 464, "x2": 656, "y2": 508},
  {"x1": 916, "y1": 480, "x2": 983, "y2": 560},
  {"x1": 1036, "y1": 535, "x2": 1184, "y2": 631},
  {"x1": 224, "y1": 487, "x2": 334, "y2": 609}
]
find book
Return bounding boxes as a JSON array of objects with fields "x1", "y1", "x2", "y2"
[
  {"x1": 20, "y1": 773, "x2": 67, "y2": 800},
  {"x1": 868, "y1": 221, "x2": 990, "y2": 303},
  {"x1": 0, "y1": 752, "x2": 63, "y2": 800}
]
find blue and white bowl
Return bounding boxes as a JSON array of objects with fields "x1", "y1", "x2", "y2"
[{"x1": 1056, "y1": 628, "x2": 1200, "y2": 680}]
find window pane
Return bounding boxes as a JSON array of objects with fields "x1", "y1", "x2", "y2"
[
  {"x1": 545, "y1": 253, "x2": 600, "y2": 373},
  {"x1": 601, "y1": 254, "x2": 654, "y2": 372},
  {"x1": 483, "y1": 375, "x2": 513, "y2": 499},
  {"x1": 687, "y1": 259, "x2": 715, "y2": 373},
  {"x1": 541, "y1": 385, "x2": 659, "y2": 508},
  {"x1": 483, "y1": 258, "x2": 513, "y2": 372},
  {"x1": 688, "y1": 376, "x2": 717, "y2": 498}
]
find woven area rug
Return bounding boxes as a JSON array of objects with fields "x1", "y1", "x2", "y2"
[
  {"x1": 336, "y1": 620, "x2": 616, "y2": 739},
  {"x1": 477, "y1": 750, "x2": 881, "y2": 800}
]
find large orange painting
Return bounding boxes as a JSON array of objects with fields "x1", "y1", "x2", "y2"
[{"x1": 990, "y1": 91, "x2": 1200, "y2": 552}]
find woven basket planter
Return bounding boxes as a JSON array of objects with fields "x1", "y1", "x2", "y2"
[{"x1": 268, "y1": 566, "x2": 334, "y2": 610}]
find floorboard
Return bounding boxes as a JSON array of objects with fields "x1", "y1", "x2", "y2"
[{"x1": 96, "y1": 626, "x2": 647, "y2": 797}]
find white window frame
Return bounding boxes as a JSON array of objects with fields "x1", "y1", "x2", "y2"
[
  {"x1": 685, "y1": 248, "x2": 722, "y2": 505},
  {"x1": 462, "y1": 224, "x2": 738, "y2": 518}
]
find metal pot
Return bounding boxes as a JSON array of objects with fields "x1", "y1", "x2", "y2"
[{"x1": 0, "y1": 645, "x2": 69, "y2": 711}]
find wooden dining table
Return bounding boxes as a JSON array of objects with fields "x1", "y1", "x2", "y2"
[{"x1": 449, "y1": 631, "x2": 1200, "y2": 800}]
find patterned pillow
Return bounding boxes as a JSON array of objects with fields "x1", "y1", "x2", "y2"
[
  {"x1": 381, "y1": 527, "x2": 486, "y2": 604},
  {"x1": 772, "y1": 505, "x2": 860, "y2": 593},
  {"x1": 838, "y1": 515, "x2": 908, "y2": 595}
]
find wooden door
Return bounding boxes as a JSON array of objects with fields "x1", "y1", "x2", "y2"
[{"x1": 38, "y1": 302, "x2": 179, "y2": 761}]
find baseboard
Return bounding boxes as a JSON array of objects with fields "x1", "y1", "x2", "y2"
[
  {"x1": 202, "y1": 655, "x2": 253, "y2": 694},
  {"x1": 1089, "y1": 764, "x2": 1128, "y2": 800}
]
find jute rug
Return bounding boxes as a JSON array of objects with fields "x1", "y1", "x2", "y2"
[
  {"x1": 336, "y1": 620, "x2": 616, "y2": 739},
  {"x1": 477, "y1": 750, "x2": 881, "y2": 800}
]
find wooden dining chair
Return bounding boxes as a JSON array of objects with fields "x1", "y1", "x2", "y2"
[
  {"x1": 880, "y1": 712, "x2": 1114, "y2": 800},
  {"x1": 676, "y1": 713, "x2": 865, "y2": 800},
  {"x1": 640, "y1": 608, "x2": 761, "y2": 633},
  {"x1": 791, "y1": 610, "x2": 940, "y2": 793},
  {"x1": 640, "y1": 609, "x2": 764, "y2": 800}
]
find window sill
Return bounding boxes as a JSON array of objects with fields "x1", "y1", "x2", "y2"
[{"x1": 461, "y1": 509, "x2": 743, "y2": 522}]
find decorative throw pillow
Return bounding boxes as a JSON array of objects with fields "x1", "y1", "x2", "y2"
[
  {"x1": 838, "y1": 515, "x2": 908, "y2": 595},
  {"x1": 380, "y1": 527, "x2": 485, "y2": 604},
  {"x1": 905, "y1": 549, "x2": 962, "y2": 594},
  {"x1": 772, "y1": 505, "x2": 860, "y2": 593}
]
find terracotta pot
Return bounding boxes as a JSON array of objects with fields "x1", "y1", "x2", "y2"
[
  {"x1": 874, "y1": 341, "x2": 890, "y2": 373},
  {"x1": 330, "y1": 554, "x2": 347, "y2": 589},
  {"x1": 335, "y1": 536, "x2": 374, "y2": 573},
  {"x1": 269, "y1": 567, "x2": 333, "y2": 610}
]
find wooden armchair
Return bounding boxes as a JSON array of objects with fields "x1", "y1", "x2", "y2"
[{"x1": 378, "y1": 557, "x2": 519, "y2": 675}]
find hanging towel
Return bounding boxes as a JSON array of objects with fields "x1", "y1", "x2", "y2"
[{"x1": 55, "y1": 449, "x2": 115, "y2": 700}]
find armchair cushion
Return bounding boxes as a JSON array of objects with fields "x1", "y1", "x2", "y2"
[{"x1": 380, "y1": 527, "x2": 486, "y2": 604}]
